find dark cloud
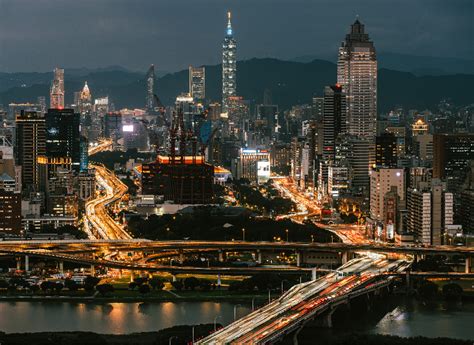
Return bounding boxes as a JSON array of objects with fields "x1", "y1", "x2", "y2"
[{"x1": 0, "y1": 0, "x2": 471, "y2": 72}]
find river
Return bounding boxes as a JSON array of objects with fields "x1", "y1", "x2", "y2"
[{"x1": 0, "y1": 299, "x2": 472, "y2": 340}]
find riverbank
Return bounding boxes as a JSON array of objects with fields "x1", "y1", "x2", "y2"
[
  {"x1": 0, "y1": 330, "x2": 470, "y2": 345},
  {"x1": 0, "y1": 289, "x2": 276, "y2": 303}
]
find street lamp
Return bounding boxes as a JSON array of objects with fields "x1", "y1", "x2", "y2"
[
  {"x1": 311, "y1": 234, "x2": 314, "y2": 243},
  {"x1": 242, "y1": 228, "x2": 245, "y2": 241},
  {"x1": 233, "y1": 304, "x2": 242, "y2": 320},
  {"x1": 285, "y1": 229, "x2": 289, "y2": 242},
  {"x1": 213, "y1": 315, "x2": 222, "y2": 331},
  {"x1": 168, "y1": 336, "x2": 177, "y2": 345}
]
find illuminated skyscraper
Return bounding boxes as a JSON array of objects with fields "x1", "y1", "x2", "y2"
[
  {"x1": 337, "y1": 19, "x2": 377, "y2": 192},
  {"x1": 15, "y1": 111, "x2": 46, "y2": 191},
  {"x1": 146, "y1": 64, "x2": 155, "y2": 112},
  {"x1": 337, "y1": 19, "x2": 377, "y2": 137},
  {"x1": 321, "y1": 84, "x2": 346, "y2": 190},
  {"x1": 189, "y1": 66, "x2": 206, "y2": 100},
  {"x1": 50, "y1": 67, "x2": 65, "y2": 109},
  {"x1": 46, "y1": 109, "x2": 81, "y2": 172},
  {"x1": 222, "y1": 11, "x2": 236, "y2": 112}
]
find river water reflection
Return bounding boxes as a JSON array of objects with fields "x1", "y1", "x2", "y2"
[{"x1": 0, "y1": 299, "x2": 472, "y2": 340}]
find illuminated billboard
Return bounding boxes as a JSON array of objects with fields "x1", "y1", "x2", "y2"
[{"x1": 122, "y1": 124, "x2": 134, "y2": 132}]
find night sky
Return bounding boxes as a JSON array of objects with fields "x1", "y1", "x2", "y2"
[{"x1": 0, "y1": 0, "x2": 472, "y2": 72}]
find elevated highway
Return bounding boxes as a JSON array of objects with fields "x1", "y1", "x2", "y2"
[
  {"x1": 196, "y1": 257, "x2": 410, "y2": 344},
  {"x1": 1, "y1": 240, "x2": 473, "y2": 257}
]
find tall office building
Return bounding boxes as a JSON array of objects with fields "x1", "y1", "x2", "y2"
[
  {"x1": 15, "y1": 111, "x2": 46, "y2": 191},
  {"x1": 433, "y1": 133, "x2": 474, "y2": 190},
  {"x1": 46, "y1": 109, "x2": 81, "y2": 172},
  {"x1": 222, "y1": 11, "x2": 237, "y2": 112},
  {"x1": 50, "y1": 68, "x2": 65, "y2": 109},
  {"x1": 321, "y1": 84, "x2": 346, "y2": 192},
  {"x1": 146, "y1": 64, "x2": 155, "y2": 112},
  {"x1": 189, "y1": 66, "x2": 206, "y2": 100},
  {"x1": 337, "y1": 19, "x2": 377, "y2": 192},
  {"x1": 78, "y1": 81, "x2": 92, "y2": 114},
  {"x1": 337, "y1": 19, "x2": 377, "y2": 137},
  {"x1": 375, "y1": 133, "x2": 398, "y2": 168},
  {"x1": 235, "y1": 149, "x2": 271, "y2": 184}
]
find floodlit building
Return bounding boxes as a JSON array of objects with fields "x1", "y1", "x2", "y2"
[{"x1": 235, "y1": 148, "x2": 271, "y2": 184}]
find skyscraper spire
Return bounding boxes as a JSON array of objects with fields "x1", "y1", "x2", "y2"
[{"x1": 226, "y1": 11, "x2": 233, "y2": 36}]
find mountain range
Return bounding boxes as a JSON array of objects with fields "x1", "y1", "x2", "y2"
[
  {"x1": 291, "y1": 52, "x2": 474, "y2": 76},
  {"x1": 1, "y1": 57, "x2": 473, "y2": 113}
]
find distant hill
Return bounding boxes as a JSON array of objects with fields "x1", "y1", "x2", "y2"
[
  {"x1": 1, "y1": 58, "x2": 473, "y2": 112},
  {"x1": 291, "y1": 52, "x2": 474, "y2": 76}
]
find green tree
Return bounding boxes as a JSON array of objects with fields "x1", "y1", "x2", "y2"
[
  {"x1": 418, "y1": 280, "x2": 438, "y2": 299},
  {"x1": 171, "y1": 280, "x2": 183, "y2": 291},
  {"x1": 84, "y1": 276, "x2": 100, "y2": 292},
  {"x1": 442, "y1": 283, "x2": 463, "y2": 300},
  {"x1": 149, "y1": 277, "x2": 164, "y2": 290},
  {"x1": 183, "y1": 277, "x2": 200, "y2": 291},
  {"x1": 138, "y1": 284, "x2": 151, "y2": 295},
  {"x1": 96, "y1": 283, "x2": 115, "y2": 296},
  {"x1": 64, "y1": 279, "x2": 79, "y2": 291}
]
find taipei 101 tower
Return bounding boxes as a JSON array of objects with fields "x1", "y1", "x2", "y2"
[{"x1": 222, "y1": 11, "x2": 237, "y2": 113}]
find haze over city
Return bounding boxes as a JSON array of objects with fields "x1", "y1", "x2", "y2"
[{"x1": 0, "y1": 0, "x2": 472, "y2": 72}]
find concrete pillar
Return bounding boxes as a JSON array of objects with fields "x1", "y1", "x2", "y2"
[
  {"x1": 341, "y1": 252, "x2": 349, "y2": 265},
  {"x1": 311, "y1": 267, "x2": 317, "y2": 281},
  {"x1": 24, "y1": 255, "x2": 29, "y2": 272},
  {"x1": 325, "y1": 312, "x2": 333, "y2": 328},
  {"x1": 59, "y1": 261, "x2": 64, "y2": 274},
  {"x1": 256, "y1": 250, "x2": 262, "y2": 264},
  {"x1": 179, "y1": 250, "x2": 185, "y2": 263},
  {"x1": 130, "y1": 271, "x2": 135, "y2": 282},
  {"x1": 405, "y1": 271, "x2": 411, "y2": 291},
  {"x1": 465, "y1": 257, "x2": 472, "y2": 274},
  {"x1": 118, "y1": 269, "x2": 123, "y2": 278},
  {"x1": 296, "y1": 252, "x2": 301, "y2": 267},
  {"x1": 90, "y1": 265, "x2": 95, "y2": 276},
  {"x1": 172, "y1": 274, "x2": 177, "y2": 282},
  {"x1": 217, "y1": 273, "x2": 221, "y2": 287},
  {"x1": 218, "y1": 250, "x2": 225, "y2": 262}
]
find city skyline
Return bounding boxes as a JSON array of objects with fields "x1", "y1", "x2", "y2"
[
  {"x1": 0, "y1": 2, "x2": 472, "y2": 343},
  {"x1": 0, "y1": 1, "x2": 472, "y2": 72}
]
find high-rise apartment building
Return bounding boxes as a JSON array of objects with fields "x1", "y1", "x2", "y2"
[
  {"x1": 189, "y1": 66, "x2": 206, "y2": 100},
  {"x1": 369, "y1": 168, "x2": 405, "y2": 224},
  {"x1": 222, "y1": 12, "x2": 237, "y2": 112},
  {"x1": 50, "y1": 68, "x2": 65, "y2": 109},
  {"x1": 0, "y1": 189, "x2": 22, "y2": 235},
  {"x1": 46, "y1": 109, "x2": 81, "y2": 172},
  {"x1": 337, "y1": 19, "x2": 377, "y2": 192},
  {"x1": 15, "y1": 111, "x2": 46, "y2": 191},
  {"x1": 407, "y1": 181, "x2": 453, "y2": 245}
]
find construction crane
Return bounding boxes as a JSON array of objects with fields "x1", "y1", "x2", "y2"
[{"x1": 153, "y1": 94, "x2": 170, "y2": 128}]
